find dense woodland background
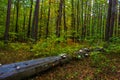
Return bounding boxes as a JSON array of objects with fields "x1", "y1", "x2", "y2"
[
  {"x1": 0, "y1": 0, "x2": 119, "y2": 43},
  {"x1": 0, "y1": 0, "x2": 120, "y2": 79}
]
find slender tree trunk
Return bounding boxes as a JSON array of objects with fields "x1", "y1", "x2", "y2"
[
  {"x1": 46, "y1": 0, "x2": 51, "y2": 38},
  {"x1": 39, "y1": 0, "x2": 44, "y2": 38},
  {"x1": 12, "y1": 4, "x2": 15, "y2": 31},
  {"x1": 56, "y1": 0, "x2": 63, "y2": 38},
  {"x1": 15, "y1": 0, "x2": 20, "y2": 33},
  {"x1": 76, "y1": 0, "x2": 80, "y2": 37},
  {"x1": 105, "y1": 0, "x2": 112, "y2": 41},
  {"x1": 23, "y1": 1, "x2": 26, "y2": 32},
  {"x1": 4, "y1": 0, "x2": 12, "y2": 43},
  {"x1": 119, "y1": 4, "x2": 120, "y2": 36},
  {"x1": 23, "y1": 14, "x2": 26, "y2": 31},
  {"x1": 71, "y1": 0, "x2": 75, "y2": 41},
  {"x1": 22, "y1": 4, "x2": 26, "y2": 41},
  {"x1": 63, "y1": 0, "x2": 67, "y2": 39},
  {"x1": 109, "y1": 0, "x2": 117, "y2": 38},
  {"x1": 119, "y1": 4, "x2": 120, "y2": 25},
  {"x1": 27, "y1": 0, "x2": 33, "y2": 38},
  {"x1": 81, "y1": 0, "x2": 84, "y2": 40},
  {"x1": 105, "y1": 0, "x2": 117, "y2": 41},
  {"x1": 32, "y1": 0, "x2": 40, "y2": 41},
  {"x1": 83, "y1": 1, "x2": 87, "y2": 39}
]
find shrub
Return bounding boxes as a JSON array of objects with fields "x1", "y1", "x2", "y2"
[
  {"x1": 31, "y1": 38, "x2": 83, "y2": 58},
  {"x1": 0, "y1": 41, "x2": 5, "y2": 49},
  {"x1": 109, "y1": 37, "x2": 120, "y2": 43},
  {"x1": 8, "y1": 43, "x2": 30, "y2": 51}
]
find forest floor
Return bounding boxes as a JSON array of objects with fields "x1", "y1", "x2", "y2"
[
  {"x1": 0, "y1": 42, "x2": 120, "y2": 80},
  {"x1": 28, "y1": 53, "x2": 120, "y2": 80}
]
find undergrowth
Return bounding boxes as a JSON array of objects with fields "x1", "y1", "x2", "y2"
[
  {"x1": 90, "y1": 52, "x2": 116, "y2": 75},
  {"x1": 31, "y1": 39, "x2": 85, "y2": 57}
]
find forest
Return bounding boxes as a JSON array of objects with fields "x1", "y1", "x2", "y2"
[{"x1": 0, "y1": 0, "x2": 120, "y2": 80}]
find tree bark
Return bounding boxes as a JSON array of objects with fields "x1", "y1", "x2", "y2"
[
  {"x1": 109, "y1": 0, "x2": 117, "y2": 38},
  {"x1": 0, "y1": 56, "x2": 70, "y2": 80},
  {"x1": 56, "y1": 0, "x2": 63, "y2": 38},
  {"x1": 63, "y1": 0, "x2": 67, "y2": 39},
  {"x1": 15, "y1": 0, "x2": 20, "y2": 33},
  {"x1": 71, "y1": 0, "x2": 75, "y2": 41},
  {"x1": 27, "y1": 0, "x2": 33, "y2": 38},
  {"x1": 105, "y1": 0, "x2": 117, "y2": 41},
  {"x1": 32, "y1": 0, "x2": 40, "y2": 41},
  {"x1": 46, "y1": 0, "x2": 51, "y2": 38},
  {"x1": 105, "y1": 0, "x2": 112, "y2": 41},
  {"x1": 4, "y1": 0, "x2": 12, "y2": 43}
]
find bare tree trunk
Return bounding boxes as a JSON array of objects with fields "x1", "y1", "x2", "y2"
[
  {"x1": 15, "y1": 0, "x2": 20, "y2": 33},
  {"x1": 39, "y1": 0, "x2": 43, "y2": 38},
  {"x1": 22, "y1": 2, "x2": 26, "y2": 41},
  {"x1": 109, "y1": 0, "x2": 117, "y2": 38},
  {"x1": 71, "y1": 0, "x2": 75, "y2": 41},
  {"x1": 56, "y1": 0, "x2": 63, "y2": 38},
  {"x1": 105, "y1": 0, "x2": 117, "y2": 41},
  {"x1": 81, "y1": 0, "x2": 84, "y2": 40},
  {"x1": 32, "y1": 0, "x2": 40, "y2": 41},
  {"x1": 4, "y1": 0, "x2": 12, "y2": 43},
  {"x1": 119, "y1": 4, "x2": 120, "y2": 36},
  {"x1": 46, "y1": 0, "x2": 51, "y2": 38},
  {"x1": 63, "y1": 0, "x2": 67, "y2": 39},
  {"x1": 105, "y1": 0, "x2": 112, "y2": 41},
  {"x1": 27, "y1": 0, "x2": 33, "y2": 38},
  {"x1": 76, "y1": 0, "x2": 80, "y2": 40},
  {"x1": 12, "y1": 3, "x2": 16, "y2": 31}
]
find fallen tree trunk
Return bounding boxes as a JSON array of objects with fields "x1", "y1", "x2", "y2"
[
  {"x1": 0, "y1": 47, "x2": 104, "y2": 80},
  {"x1": 0, "y1": 55, "x2": 70, "y2": 80}
]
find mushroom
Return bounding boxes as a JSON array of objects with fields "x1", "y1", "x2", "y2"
[{"x1": 16, "y1": 66, "x2": 20, "y2": 70}]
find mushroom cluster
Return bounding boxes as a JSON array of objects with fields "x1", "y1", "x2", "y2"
[{"x1": 74, "y1": 48, "x2": 90, "y2": 59}]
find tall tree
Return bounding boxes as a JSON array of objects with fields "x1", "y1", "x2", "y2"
[
  {"x1": 76, "y1": 0, "x2": 80, "y2": 36},
  {"x1": 31, "y1": 0, "x2": 40, "y2": 41},
  {"x1": 39, "y1": 0, "x2": 44, "y2": 38},
  {"x1": 63, "y1": 0, "x2": 67, "y2": 39},
  {"x1": 105, "y1": 0, "x2": 117, "y2": 41},
  {"x1": 27, "y1": 0, "x2": 33, "y2": 38},
  {"x1": 15, "y1": 0, "x2": 20, "y2": 33},
  {"x1": 46, "y1": 0, "x2": 51, "y2": 38},
  {"x1": 81, "y1": 0, "x2": 84, "y2": 40},
  {"x1": 118, "y1": 2, "x2": 120, "y2": 36},
  {"x1": 109, "y1": 0, "x2": 117, "y2": 38},
  {"x1": 4, "y1": 0, "x2": 12, "y2": 43},
  {"x1": 71, "y1": 0, "x2": 75, "y2": 41},
  {"x1": 56, "y1": 0, "x2": 63, "y2": 37}
]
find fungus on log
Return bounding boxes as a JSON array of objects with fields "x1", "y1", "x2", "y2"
[{"x1": 74, "y1": 48, "x2": 91, "y2": 59}]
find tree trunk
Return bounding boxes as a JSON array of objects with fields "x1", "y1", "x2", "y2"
[
  {"x1": 46, "y1": 0, "x2": 51, "y2": 38},
  {"x1": 56, "y1": 0, "x2": 63, "y2": 38},
  {"x1": 63, "y1": 0, "x2": 67, "y2": 39},
  {"x1": 109, "y1": 0, "x2": 117, "y2": 38},
  {"x1": 105, "y1": 0, "x2": 117, "y2": 41},
  {"x1": 32, "y1": 0, "x2": 40, "y2": 41},
  {"x1": 71, "y1": 0, "x2": 75, "y2": 41},
  {"x1": 15, "y1": 0, "x2": 20, "y2": 33},
  {"x1": 4, "y1": 0, "x2": 12, "y2": 43},
  {"x1": 76, "y1": 0, "x2": 80, "y2": 35},
  {"x1": 0, "y1": 56, "x2": 70, "y2": 80},
  {"x1": 105, "y1": 0, "x2": 112, "y2": 41},
  {"x1": 39, "y1": 0, "x2": 44, "y2": 38},
  {"x1": 81, "y1": 0, "x2": 84, "y2": 40},
  {"x1": 27, "y1": 0, "x2": 33, "y2": 38}
]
